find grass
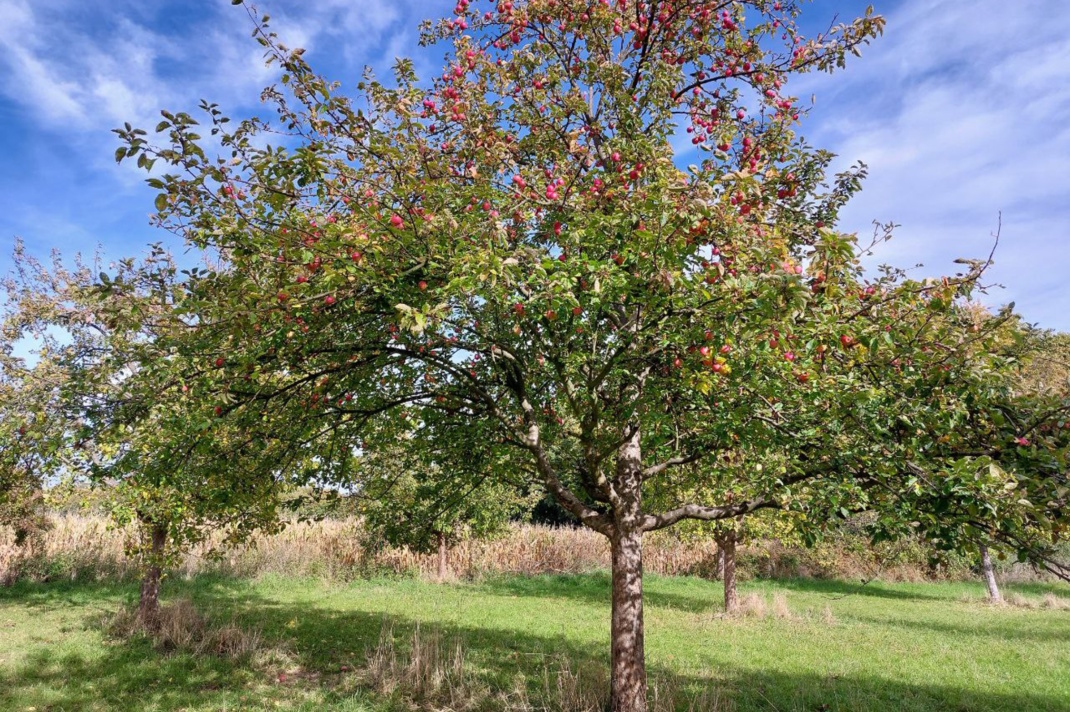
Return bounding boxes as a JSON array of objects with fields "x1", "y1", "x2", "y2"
[{"x1": 1, "y1": 573, "x2": 1068, "y2": 711}]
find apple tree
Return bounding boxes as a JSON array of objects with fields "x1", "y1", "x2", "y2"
[
  {"x1": 114, "y1": 1, "x2": 1068, "y2": 708},
  {"x1": 0, "y1": 244, "x2": 299, "y2": 624},
  {"x1": 0, "y1": 357, "x2": 62, "y2": 561}
]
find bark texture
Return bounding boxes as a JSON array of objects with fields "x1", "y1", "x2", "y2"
[
  {"x1": 609, "y1": 428, "x2": 648, "y2": 712},
  {"x1": 436, "y1": 531, "x2": 448, "y2": 581},
  {"x1": 717, "y1": 530, "x2": 738, "y2": 614},
  {"x1": 980, "y1": 545, "x2": 1002, "y2": 602},
  {"x1": 138, "y1": 522, "x2": 168, "y2": 630},
  {"x1": 610, "y1": 528, "x2": 646, "y2": 712}
]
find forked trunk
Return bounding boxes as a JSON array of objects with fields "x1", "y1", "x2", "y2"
[
  {"x1": 436, "y1": 531, "x2": 448, "y2": 581},
  {"x1": 980, "y1": 545, "x2": 1001, "y2": 603},
  {"x1": 610, "y1": 527, "x2": 647, "y2": 712},
  {"x1": 138, "y1": 522, "x2": 168, "y2": 630},
  {"x1": 718, "y1": 531, "x2": 738, "y2": 614}
]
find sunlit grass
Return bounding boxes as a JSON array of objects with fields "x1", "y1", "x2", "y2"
[{"x1": 1, "y1": 573, "x2": 1068, "y2": 711}]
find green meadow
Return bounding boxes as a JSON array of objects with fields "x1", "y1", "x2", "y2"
[{"x1": 2, "y1": 573, "x2": 1068, "y2": 711}]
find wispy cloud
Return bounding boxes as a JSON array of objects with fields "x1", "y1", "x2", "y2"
[
  {"x1": 0, "y1": 0, "x2": 442, "y2": 273},
  {"x1": 0, "y1": 0, "x2": 1067, "y2": 329},
  {"x1": 792, "y1": 0, "x2": 1070, "y2": 328}
]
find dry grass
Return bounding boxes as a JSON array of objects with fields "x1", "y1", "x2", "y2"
[
  {"x1": 362, "y1": 618, "x2": 732, "y2": 712},
  {"x1": 1, "y1": 515, "x2": 133, "y2": 583},
  {"x1": 730, "y1": 592, "x2": 795, "y2": 621},
  {"x1": 364, "y1": 620, "x2": 488, "y2": 710},
  {"x1": 769, "y1": 592, "x2": 792, "y2": 619},
  {"x1": 0, "y1": 514, "x2": 714, "y2": 584},
  {"x1": 2, "y1": 513, "x2": 1060, "y2": 588},
  {"x1": 105, "y1": 597, "x2": 269, "y2": 659},
  {"x1": 1004, "y1": 592, "x2": 1070, "y2": 611},
  {"x1": 534, "y1": 656, "x2": 731, "y2": 712}
]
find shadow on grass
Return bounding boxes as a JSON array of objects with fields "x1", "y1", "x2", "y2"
[
  {"x1": 1002, "y1": 581, "x2": 1070, "y2": 600},
  {"x1": 0, "y1": 577, "x2": 135, "y2": 609},
  {"x1": 477, "y1": 572, "x2": 1011, "y2": 611},
  {"x1": 1, "y1": 575, "x2": 1068, "y2": 711},
  {"x1": 476, "y1": 571, "x2": 997, "y2": 612},
  {"x1": 766, "y1": 577, "x2": 955, "y2": 602},
  {"x1": 845, "y1": 612, "x2": 1070, "y2": 644},
  {"x1": 477, "y1": 571, "x2": 720, "y2": 614},
  {"x1": 769, "y1": 576, "x2": 1070, "y2": 606}
]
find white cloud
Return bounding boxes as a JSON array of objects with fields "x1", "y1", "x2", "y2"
[
  {"x1": 0, "y1": 0, "x2": 434, "y2": 139},
  {"x1": 792, "y1": 0, "x2": 1070, "y2": 329},
  {"x1": 0, "y1": 0, "x2": 85, "y2": 124},
  {"x1": 2, "y1": 0, "x2": 1066, "y2": 330}
]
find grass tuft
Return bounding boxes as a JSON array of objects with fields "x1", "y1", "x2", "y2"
[{"x1": 105, "y1": 597, "x2": 269, "y2": 659}]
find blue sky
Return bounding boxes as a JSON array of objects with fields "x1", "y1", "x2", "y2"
[{"x1": 1, "y1": 0, "x2": 1068, "y2": 329}]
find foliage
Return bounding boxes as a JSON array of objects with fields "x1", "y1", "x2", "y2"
[
  {"x1": 0, "y1": 244, "x2": 288, "y2": 574},
  {"x1": 1017, "y1": 328, "x2": 1070, "y2": 398},
  {"x1": 110, "y1": 0, "x2": 1070, "y2": 568},
  {"x1": 357, "y1": 438, "x2": 534, "y2": 554},
  {"x1": 0, "y1": 364, "x2": 55, "y2": 548}
]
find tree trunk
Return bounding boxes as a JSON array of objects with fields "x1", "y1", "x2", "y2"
[
  {"x1": 609, "y1": 427, "x2": 648, "y2": 712},
  {"x1": 715, "y1": 544, "x2": 725, "y2": 581},
  {"x1": 980, "y1": 545, "x2": 1001, "y2": 603},
  {"x1": 436, "y1": 531, "x2": 448, "y2": 581},
  {"x1": 610, "y1": 527, "x2": 647, "y2": 712},
  {"x1": 138, "y1": 522, "x2": 168, "y2": 630},
  {"x1": 718, "y1": 531, "x2": 738, "y2": 614}
]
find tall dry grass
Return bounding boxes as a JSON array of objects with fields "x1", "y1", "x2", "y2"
[
  {"x1": 0, "y1": 514, "x2": 708, "y2": 584},
  {"x1": 1, "y1": 513, "x2": 1048, "y2": 586},
  {"x1": 364, "y1": 617, "x2": 732, "y2": 711}
]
